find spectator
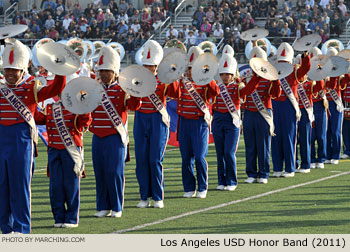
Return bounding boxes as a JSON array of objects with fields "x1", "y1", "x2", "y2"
[
  {"x1": 201, "y1": 19, "x2": 212, "y2": 35},
  {"x1": 206, "y1": 6, "x2": 216, "y2": 24},
  {"x1": 103, "y1": 8, "x2": 115, "y2": 30},
  {"x1": 55, "y1": 0, "x2": 65, "y2": 19},
  {"x1": 230, "y1": 0, "x2": 240, "y2": 13},
  {"x1": 305, "y1": 0, "x2": 315, "y2": 8},
  {"x1": 325, "y1": 4, "x2": 334, "y2": 19},
  {"x1": 48, "y1": 27, "x2": 59, "y2": 39},
  {"x1": 223, "y1": 2, "x2": 231, "y2": 16},
  {"x1": 316, "y1": 16, "x2": 325, "y2": 29},
  {"x1": 134, "y1": 29, "x2": 145, "y2": 47},
  {"x1": 212, "y1": 19, "x2": 222, "y2": 33},
  {"x1": 152, "y1": 0, "x2": 162, "y2": 9},
  {"x1": 319, "y1": 0, "x2": 330, "y2": 10},
  {"x1": 280, "y1": 22, "x2": 291, "y2": 37},
  {"x1": 177, "y1": 31, "x2": 185, "y2": 43},
  {"x1": 185, "y1": 30, "x2": 197, "y2": 47},
  {"x1": 296, "y1": 0, "x2": 305, "y2": 12},
  {"x1": 268, "y1": 0, "x2": 278, "y2": 11},
  {"x1": 129, "y1": 9, "x2": 141, "y2": 25},
  {"x1": 182, "y1": 24, "x2": 190, "y2": 37},
  {"x1": 31, "y1": 21, "x2": 41, "y2": 36},
  {"x1": 308, "y1": 18, "x2": 318, "y2": 32},
  {"x1": 216, "y1": 7, "x2": 225, "y2": 23},
  {"x1": 108, "y1": 0, "x2": 119, "y2": 15},
  {"x1": 223, "y1": 14, "x2": 232, "y2": 30},
  {"x1": 117, "y1": 10, "x2": 129, "y2": 24},
  {"x1": 243, "y1": 13, "x2": 255, "y2": 26},
  {"x1": 223, "y1": 27, "x2": 232, "y2": 44},
  {"x1": 259, "y1": 0, "x2": 268, "y2": 17},
  {"x1": 45, "y1": 15, "x2": 55, "y2": 29},
  {"x1": 295, "y1": 23, "x2": 305, "y2": 39},
  {"x1": 72, "y1": 3, "x2": 81, "y2": 21},
  {"x1": 193, "y1": 6, "x2": 206, "y2": 28},
  {"x1": 322, "y1": 11, "x2": 330, "y2": 25},
  {"x1": 141, "y1": 8, "x2": 151, "y2": 32},
  {"x1": 0, "y1": 0, "x2": 4, "y2": 15},
  {"x1": 166, "y1": 25, "x2": 178, "y2": 39},
  {"x1": 124, "y1": 37, "x2": 136, "y2": 63},
  {"x1": 283, "y1": 0, "x2": 293, "y2": 9},
  {"x1": 119, "y1": 0, "x2": 128, "y2": 13},
  {"x1": 117, "y1": 19, "x2": 128, "y2": 40},
  {"x1": 239, "y1": 2, "x2": 248, "y2": 18},
  {"x1": 196, "y1": 30, "x2": 207, "y2": 44},
  {"x1": 269, "y1": 21, "x2": 279, "y2": 36},
  {"x1": 127, "y1": 3, "x2": 136, "y2": 17},
  {"x1": 151, "y1": 7, "x2": 164, "y2": 30},
  {"x1": 213, "y1": 24, "x2": 224, "y2": 40},
  {"x1": 131, "y1": 19, "x2": 141, "y2": 33},
  {"x1": 241, "y1": 18, "x2": 254, "y2": 31},
  {"x1": 322, "y1": 22, "x2": 330, "y2": 36},
  {"x1": 338, "y1": 0, "x2": 348, "y2": 21},
  {"x1": 330, "y1": 12, "x2": 342, "y2": 35},
  {"x1": 319, "y1": 29, "x2": 327, "y2": 42},
  {"x1": 43, "y1": 0, "x2": 56, "y2": 10}
]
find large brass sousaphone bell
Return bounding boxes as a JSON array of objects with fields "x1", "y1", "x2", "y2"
[{"x1": 67, "y1": 38, "x2": 88, "y2": 62}]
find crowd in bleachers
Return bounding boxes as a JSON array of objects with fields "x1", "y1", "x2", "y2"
[
  {"x1": 162, "y1": 0, "x2": 349, "y2": 55},
  {"x1": 7, "y1": 0, "x2": 179, "y2": 63}
]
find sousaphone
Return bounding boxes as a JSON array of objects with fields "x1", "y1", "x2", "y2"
[
  {"x1": 107, "y1": 42, "x2": 125, "y2": 61},
  {"x1": 198, "y1": 41, "x2": 218, "y2": 55},
  {"x1": 67, "y1": 38, "x2": 87, "y2": 62},
  {"x1": 84, "y1": 40, "x2": 95, "y2": 61},
  {"x1": 245, "y1": 38, "x2": 272, "y2": 59},
  {"x1": 92, "y1": 41, "x2": 106, "y2": 61},
  {"x1": 163, "y1": 39, "x2": 187, "y2": 57},
  {"x1": 321, "y1": 39, "x2": 344, "y2": 55}
]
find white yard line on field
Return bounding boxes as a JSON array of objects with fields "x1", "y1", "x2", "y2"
[{"x1": 112, "y1": 171, "x2": 350, "y2": 234}]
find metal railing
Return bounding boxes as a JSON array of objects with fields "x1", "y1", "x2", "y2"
[
  {"x1": 346, "y1": 18, "x2": 350, "y2": 46},
  {"x1": 3, "y1": 2, "x2": 18, "y2": 25},
  {"x1": 174, "y1": 0, "x2": 187, "y2": 25},
  {"x1": 158, "y1": 16, "x2": 171, "y2": 40}
]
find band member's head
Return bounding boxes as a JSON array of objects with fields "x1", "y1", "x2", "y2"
[
  {"x1": 309, "y1": 47, "x2": 322, "y2": 59},
  {"x1": 96, "y1": 45, "x2": 120, "y2": 85},
  {"x1": 2, "y1": 39, "x2": 30, "y2": 85},
  {"x1": 326, "y1": 47, "x2": 338, "y2": 57},
  {"x1": 186, "y1": 46, "x2": 204, "y2": 80},
  {"x1": 142, "y1": 40, "x2": 163, "y2": 75},
  {"x1": 249, "y1": 46, "x2": 267, "y2": 61},
  {"x1": 277, "y1": 42, "x2": 294, "y2": 64},
  {"x1": 219, "y1": 54, "x2": 237, "y2": 84},
  {"x1": 222, "y1": 44, "x2": 234, "y2": 57}
]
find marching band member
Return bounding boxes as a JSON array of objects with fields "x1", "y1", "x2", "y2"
[
  {"x1": 242, "y1": 45, "x2": 281, "y2": 184},
  {"x1": 212, "y1": 52, "x2": 259, "y2": 191},
  {"x1": 0, "y1": 40, "x2": 66, "y2": 234},
  {"x1": 341, "y1": 77, "x2": 350, "y2": 159},
  {"x1": 271, "y1": 43, "x2": 310, "y2": 178},
  {"x1": 325, "y1": 48, "x2": 349, "y2": 164},
  {"x1": 310, "y1": 47, "x2": 329, "y2": 169},
  {"x1": 90, "y1": 46, "x2": 141, "y2": 217},
  {"x1": 134, "y1": 40, "x2": 180, "y2": 208},
  {"x1": 177, "y1": 46, "x2": 219, "y2": 198},
  {"x1": 35, "y1": 98, "x2": 91, "y2": 228},
  {"x1": 295, "y1": 54, "x2": 325, "y2": 173}
]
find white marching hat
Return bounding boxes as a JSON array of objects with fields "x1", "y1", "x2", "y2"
[
  {"x1": 222, "y1": 44, "x2": 234, "y2": 57},
  {"x1": 95, "y1": 45, "x2": 120, "y2": 73},
  {"x1": 2, "y1": 39, "x2": 30, "y2": 71},
  {"x1": 187, "y1": 46, "x2": 204, "y2": 67},
  {"x1": 277, "y1": 42, "x2": 294, "y2": 64},
  {"x1": 326, "y1": 47, "x2": 338, "y2": 57},
  {"x1": 141, "y1": 40, "x2": 163, "y2": 66},
  {"x1": 249, "y1": 46, "x2": 267, "y2": 61},
  {"x1": 309, "y1": 47, "x2": 322, "y2": 58},
  {"x1": 218, "y1": 54, "x2": 237, "y2": 75}
]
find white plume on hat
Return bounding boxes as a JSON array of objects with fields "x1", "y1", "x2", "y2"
[
  {"x1": 218, "y1": 54, "x2": 237, "y2": 75},
  {"x1": 95, "y1": 45, "x2": 120, "y2": 73},
  {"x1": 187, "y1": 46, "x2": 204, "y2": 67},
  {"x1": 249, "y1": 46, "x2": 267, "y2": 61},
  {"x1": 277, "y1": 42, "x2": 294, "y2": 64},
  {"x1": 222, "y1": 44, "x2": 234, "y2": 57},
  {"x1": 2, "y1": 39, "x2": 30, "y2": 71},
  {"x1": 309, "y1": 47, "x2": 322, "y2": 58},
  {"x1": 141, "y1": 40, "x2": 163, "y2": 66},
  {"x1": 326, "y1": 47, "x2": 338, "y2": 57}
]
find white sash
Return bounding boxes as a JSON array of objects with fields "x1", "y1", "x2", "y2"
[
  {"x1": 318, "y1": 90, "x2": 329, "y2": 111},
  {"x1": 297, "y1": 82, "x2": 315, "y2": 123},
  {"x1": 329, "y1": 89, "x2": 344, "y2": 112},
  {"x1": 101, "y1": 89, "x2": 129, "y2": 146},
  {"x1": 218, "y1": 82, "x2": 240, "y2": 128},
  {"x1": 251, "y1": 90, "x2": 275, "y2": 136},
  {"x1": 52, "y1": 102, "x2": 84, "y2": 177},
  {"x1": 280, "y1": 77, "x2": 301, "y2": 121},
  {"x1": 148, "y1": 92, "x2": 170, "y2": 128},
  {"x1": 183, "y1": 80, "x2": 212, "y2": 126},
  {"x1": 0, "y1": 82, "x2": 38, "y2": 145}
]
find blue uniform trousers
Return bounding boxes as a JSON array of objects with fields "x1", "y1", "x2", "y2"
[
  {"x1": 92, "y1": 134, "x2": 125, "y2": 212},
  {"x1": 296, "y1": 109, "x2": 311, "y2": 169},
  {"x1": 178, "y1": 116, "x2": 209, "y2": 192},
  {"x1": 271, "y1": 100, "x2": 298, "y2": 173},
  {"x1": 48, "y1": 147, "x2": 80, "y2": 224},
  {"x1": 0, "y1": 123, "x2": 34, "y2": 234},
  {"x1": 243, "y1": 110, "x2": 271, "y2": 179},
  {"x1": 311, "y1": 101, "x2": 327, "y2": 163},
  {"x1": 343, "y1": 119, "x2": 350, "y2": 156},
  {"x1": 212, "y1": 111, "x2": 240, "y2": 186},
  {"x1": 134, "y1": 111, "x2": 168, "y2": 201},
  {"x1": 326, "y1": 101, "x2": 343, "y2": 160}
]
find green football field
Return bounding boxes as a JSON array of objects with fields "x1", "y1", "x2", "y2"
[{"x1": 31, "y1": 115, "x2": 350, "y2": 234}]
